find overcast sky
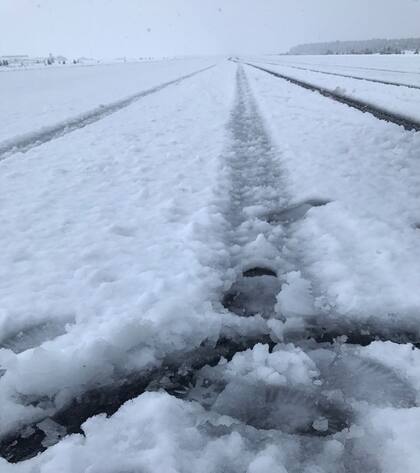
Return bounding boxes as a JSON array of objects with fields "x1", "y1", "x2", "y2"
[{"x1": 1, "y1": 0, "x2": 420, "y2": 58}]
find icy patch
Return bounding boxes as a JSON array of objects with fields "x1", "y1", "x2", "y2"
[
  {"x1": 37, "y1": 419, "x2": 67, "y2": 448},
  {"x1": 0, "y1": 320, "x2": 71, "y2": 354}
]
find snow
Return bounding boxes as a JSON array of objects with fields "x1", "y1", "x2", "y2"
[
  {"x1": 2, "y1": 341, "x2": 416, "y2": 472},
  {"x1": 0, "y1": 62, "x2": 237, "y2": 436},
  {"x1": 0, "y1": 392, "x2": 294, "y2": 473},
  {"x1": 256, "y1": 53, "x2": 420, "y2": 87},
  {"x1": 249, "y1": 55, "x2": 420, "y2": 123},
  {"x1": 0, "y1": 58, "x2": 214, "y2": 144},
  {"x1": 1, "y1": 56, "x2": 420, "y2": 471},
  {"x1": 277, "y1": 271, "x2": 317, "y2": 318},
  {"x1": 246, "y1": 63, "x2": 420, "y2": 330},
  {"x1": 361, "y1": 406, "x2": 420, "y2": 473}
]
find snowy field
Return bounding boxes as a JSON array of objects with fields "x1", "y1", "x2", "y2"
[
  {"x1": 0, "y1": 56, "x2": 420, "y2": 472},
  {"x1": 0, "y1": 58, "x2": 215, "y2": 144},
  {"x1": 257, "y1": 53, "x2": 420, "y2": 84},
  {"x1": 248, "y1": 54, "x2": 420, "y2": 123}
]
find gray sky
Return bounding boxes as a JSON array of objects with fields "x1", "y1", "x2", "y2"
[{"x1": 1, "y1": 0, "x2": 420, "y2": 58}]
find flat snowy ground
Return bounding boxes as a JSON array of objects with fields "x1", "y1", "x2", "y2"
[
  {"x1": 0, "y1": 58, "x2": 214, "y2": 144},
  {"x1": 0, "y1": 57, "x2": 420, "y2": 472},
  {"x1": 248, "y1": 54, "x2": 420, "y2": 123},
  {"x1": 255, "y1": 53, "x2": 420, "y2": 86}
]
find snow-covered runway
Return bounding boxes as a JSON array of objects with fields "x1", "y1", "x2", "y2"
[{"x1": 1, "y1": 57, "x2": 420, "y2": 472}]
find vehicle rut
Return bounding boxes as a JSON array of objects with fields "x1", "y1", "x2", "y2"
[
  {"x1": 277, "y1": 62, "x2": 420, "y2": 90},
  {"x1": 244, "y1": 62, "x2": 420, "y2": 132},
  {"x1": 267, "y1": 59, "x2": 420, "y2": 77},
  {"x1": 0, "y1": 63, "x2": 417, "y2": 472}
]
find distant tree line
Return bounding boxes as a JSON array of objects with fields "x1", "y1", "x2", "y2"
[
  {"x1": 289, "y1": 38, "x2": 420, "y2": 55},
  {"x1": 0, "y1": 54, "x2": 71, "y2": 67}
]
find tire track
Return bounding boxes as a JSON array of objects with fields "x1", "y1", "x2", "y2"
[
  {"x1": 0, "y1": 63, "x2": 292, "y2": 464},
  {"x1": 221, "y1": 65, "x2": 420, "y2": 346},
  {"x1": 270, "y1": 62, "x2": 420, "y2": 90},
  {"x1": 318, "y1": 63, "x2": 420, "y2": 76},
  {"x1": 0, "y1": 63, "x2": 417, "y2": 471},
  {"x1": 265, "y1": 59, "x2": 420, "y2": 77},
  {"x1": 220, "y1": 65, "x2": 287, "y2": 320},
  {"x1": 0, "y1": 64, "x2": 215, "y2": 161},
  {"x1": 244, "y1": 62, "x2": 420, "y2": 132},
  {"x1": 0, "y1": 64, "x2": 285, "y2": 463},
  {"x1": 216, "y1": 64, "x2": 415, "y2": 472},
  {"x1": 222, "y1": 65, "x2": 285, "y2": 249}
]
